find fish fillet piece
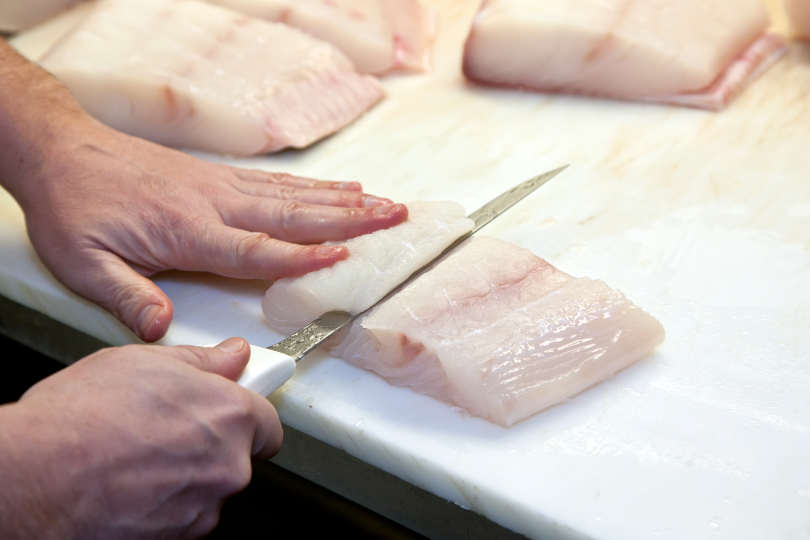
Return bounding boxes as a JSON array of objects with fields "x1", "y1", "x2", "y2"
[
  {"x1": 785, "y1": 0, "x2": 810, "y2": 39},
  {"x1": 39, "y1": 0, "x2": 385, "y2": 155},
  {"x1": 206, "y1": 0, "x2": 436, "y2": 74},
  {"x1": 462, "y1": 0, "x2": 786, "y2": 110},
  {"x1": 326, "y1": 237, "x2": 665, "y2": 427},
  {"x1": 263, "y1": 201, "x2": 474, "y2": 333},
  {"x1": 0, "y1": 0, "x2": 83, "y2": 32}
]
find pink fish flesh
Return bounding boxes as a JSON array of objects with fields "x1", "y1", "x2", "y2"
[
  {"x1": 327, "y1": 237, "x2": 664, "y2": 426},
  {"x1": 206, "y1": 0, "x2": 436, "y2": 74},
  {"x1": 462, "y1": 0, "x2": 786, "y2": 110},
  {"x1": 39, "y1": 0, "x2": 384, "y2": 155}
]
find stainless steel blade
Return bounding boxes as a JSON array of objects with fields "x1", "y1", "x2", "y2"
[{"x1": 268, "y1": 165, "x2": 569, "y2": 361}]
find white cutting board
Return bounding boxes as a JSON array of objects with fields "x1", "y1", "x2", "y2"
[{"x1": 3, "y1": 2, "x2": 810, "y2": 539}]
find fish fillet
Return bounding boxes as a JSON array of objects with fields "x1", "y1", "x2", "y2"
[
  {"x1": 206, "y1": 0, "x2": 436, "y2": 74},
  {"x1": 462, "y1": 0, "x2": 786, "y2": 110},
  {"x1": 327, "y1": 237, "x2": 665, "y2": 427},
  {"x1": 262, "y1": 201, "x2": 474, "y2": 333},
  {"x1": 0, "y1": 0, "x2": 83, "y2": 32},
  {"x1": 39, "y1": 0, "x2": 385, "y2": 155},
  {"x1": 785, "y1": 0, "x2": 810, "y2": 39}
]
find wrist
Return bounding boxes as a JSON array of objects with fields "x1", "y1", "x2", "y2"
[
  {"x1": 0, "y1": 39, "x2": 95, "y2": 207},
  {"x1": 0, "y1": 402, "x2": 78, "y2": 540},
  {"x1": 0, "y1": 103, "x2": 94, "y2": 208}
]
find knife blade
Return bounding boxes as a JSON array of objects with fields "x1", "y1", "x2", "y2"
[{"x1": 237, "y1": 165, "x2": 568, "y2": 396}]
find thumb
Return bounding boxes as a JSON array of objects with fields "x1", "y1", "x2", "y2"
[
  {"x1": 48, "y1": 249, "x2": 173, "y2": 342},
  {"x1": 175, "y1": 338, "x2": 251, "y2": 381}
]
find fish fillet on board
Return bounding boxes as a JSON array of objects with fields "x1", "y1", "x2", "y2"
[
  {"x1": 0, "y1": 0, "x2": 82, "y2": 32},
  {"x1": 263, "y1": 201, "x2": 474, "y2": 333},
  {"x1": 785, "y1": 0, "x2": 810, "y2": 38},
  {"x1": 327, "y1": 237, "x2": 664, "y2": 427},
  {"x1": 206, "y1": 0, "x2": 436, "y2": 74},
  {"x1": 39, "y1": 0, "x2": 384, "y2": 155},
  {"x1": 261, "y1": 203, "x2": 664, "y2": 427},
  {"x1": 462, "y1": 0, "x2": 787, "y2": 110}
]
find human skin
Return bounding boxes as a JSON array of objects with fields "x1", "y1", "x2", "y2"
[
  {"x1": 0, "y1": 338, "x2": 284, "y2": 539},
  {"x1": 0, "y1": 35, "x2": 407, "y2": 540},
  {"x1": 0, "y1": 38, "x2": 408, "y2": 341}
]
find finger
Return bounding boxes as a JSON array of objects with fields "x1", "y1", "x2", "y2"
[
  {"x1": 226, "y1": 201, "x2": 409, "y2": 244},
  {"x1": 47, "y1": 249, "x2": 173, "y2": 342},
  {"x1": 231, "y1": 169, "x2": 362, "y2": 191},
  {"x1": 182, "y1": 226, "x2": 349, "y2": 280},
  {"x1": 231, "y1": 182, "x2": 392, "y2": 208},
  {"x1": 173, "y1": 338, "x2": 252, "y2": 381},
  {"x1": 173, "y1": 342, "x2": 283, "y2": 458},
  {"x1": 244, "y1": 390, "x2": 283, "y2": 459}
]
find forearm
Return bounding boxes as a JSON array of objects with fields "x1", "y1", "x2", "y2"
[
  {"x1": 0, "y1": 403, "x2": 75, "y2": 540},
  {"x1": 0, "y1": 38, "x2": 88, "y2": 203}
]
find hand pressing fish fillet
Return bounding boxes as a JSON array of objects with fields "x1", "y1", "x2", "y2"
[
  {"x1": 39, "y1": 0, "x2": 384, "y2": 155},
  {"x1": 206, "y1": 0, "x2": 436, "y2": 74},
  {"x1": 262, "y1": 203, "x2": 664, "y2": 427},
  {"x1": 462, "y1": 0, "x2": 787, "y2": 110},
  {"x1": 785, "y1": 0, "x2": 810, "y2": 39},
  {"x1": 263, "y1": 201, "x2": 475, "y2": 333},
  {"x1": 0, "y1": 0, "x2": 83, "y2": 31}
]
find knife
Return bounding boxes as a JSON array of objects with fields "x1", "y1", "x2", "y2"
[{"x1": 237, "y1": 165, "x2": 568, "y2": 396}]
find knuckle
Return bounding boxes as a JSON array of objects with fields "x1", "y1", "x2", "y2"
[
  {"x1": 234, "y1": 232, "x2": 270, "y2": 261},
  {"x1": 278, "y1": 200, "x2": 304, "y2": 233},
  {"x1": 269, "y1": 171, "x2": 293, "y2": 184},
  {"x1": 231, "y1": 454, "x2": 253, "y2": 490},
  {"x1": 277, "y1": 184, "x2": 297, "y2": 200}
]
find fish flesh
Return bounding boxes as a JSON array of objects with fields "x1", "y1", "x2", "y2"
[
  {"x1": 785, "y1": 0, "x2": 810, "y2": 39},
  {"x1": 462, "y1": 0, "x2": 786, "y2": 110},
  {"x1": 205, "y1": 0, "x2": 436, "y2": 74},
  {"x1": 326, "y1": 237, "x2": 665, "y2": 427},
  {"x1": 263, "y1": 201, "x2": 474, "y2": 333},
  {"x1": 0, "y1": 0, "x2": 83, "y2": 32},
  {"x1": 39, "y1": 0, "x2": 384, "y2": 155},
  {"x1": 262, "y1": 210, "x2": 664, "y2": 427}
]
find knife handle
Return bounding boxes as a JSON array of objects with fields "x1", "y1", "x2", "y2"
[{"x1": 236, "y1": 345, "x2": 296, "y2": 396}]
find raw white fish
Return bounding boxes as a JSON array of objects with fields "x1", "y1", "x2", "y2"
[
  {"x1": 327, "y1": 237, "x2": 665, "y2": 427},
  {"x1": 462, "y1": 0, "x2": 786, "y2": 110},
  {"x1": 0, "y1": 0, "x2": 83, "y2": 32},
  {"x1": 39, "y1": 0, "x2": 384, "y2": 155},
  {"x1": 206, "y1": 0, "x2": 436, "y2": 74},
  {"x1": 263, "y1": 201, "x2": 474, "y2": 333},
  {"x1": 785, "y1": 0, "x2": 810, "y2": 39}
]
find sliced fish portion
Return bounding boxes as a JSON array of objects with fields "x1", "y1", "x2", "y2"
[
  {"x1": 327, "y1": 237, "x2": 665, "y2": 427},
  {"x1": 262, "y1": 201, "x2": 474, "y2": 333},
  {"x1": 0, "y1": 0, "x2": 83, "y2": 32},
  {"x1": 785, "y1": 0, "x2": 810, "y2": 39},
  {"x1": 40, "y1": 0, "x2": 384, "y2": 155},
  {"x1": 207, "y1": 0, "x2": 436, "y2": 74},
  {"x1": 462, "y1": 0, "x2": 785, "y2": 110}
]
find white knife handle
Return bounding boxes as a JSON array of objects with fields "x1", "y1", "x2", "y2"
[{"x1": 236, "y1": 345, "x2": 296, "y2": 396}]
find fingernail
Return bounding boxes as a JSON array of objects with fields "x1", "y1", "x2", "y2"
[
  {"x1": 362, "y1": 195, "x2": 393, "y2": 207},
  {"x1": 137, "y1": 304, "x2": 163, "y2": 338},
  {"x1": 337, "y1": 181, "x2": 362, "y2": 191},
  {"x1": 373, "y1": 203, "x2": 403, "y2": 216},
  {"x1": 316, "y1": 246, "x2": 346, "y2": 258},
  {"x1": 217, "y1": 337, "x2": 246, "y2": 353}
]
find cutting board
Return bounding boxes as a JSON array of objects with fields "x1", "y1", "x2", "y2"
[{"x1": 3, "y1": 2, "x2": 809, "y2": 538}]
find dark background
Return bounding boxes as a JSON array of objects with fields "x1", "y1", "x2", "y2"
[{"x1": 1, "y1": 333, "x2": 425, "y2": 539}]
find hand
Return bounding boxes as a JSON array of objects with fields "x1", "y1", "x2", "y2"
[
  {"x1": 12, "y1": 117, "x2": 407, "y2": 341},
  {"x1": 0, "y1": 338, "x2": 281, "y2": 540}
]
